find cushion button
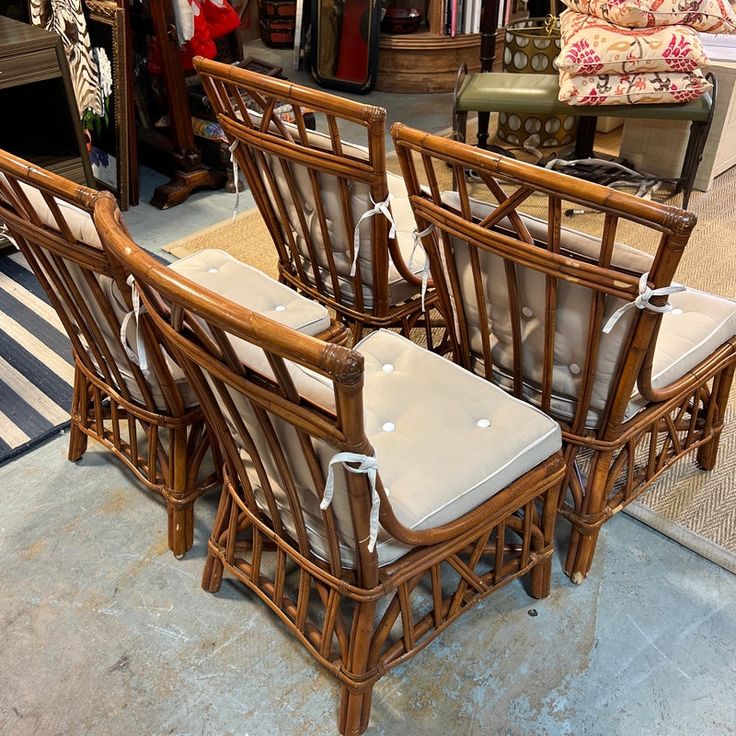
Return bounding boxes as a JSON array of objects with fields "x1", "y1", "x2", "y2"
[
  {"x1": 569, "y1": 363, "x2": 581, "y2": 375},
  {"x1": 274, "y1": 305, "x2": 286, "y2": 312},
  {"x1": 521, "y1": 306, "x2": 533, "y2": 319},
  {"x1": 382, "y1": 421, "x2": 396, "y2": 433},
  {"x1": 207, "y1": 268, "x2": 218, "y2": 274},
  {"x1": 476, "y1": 418, "x2": 491, "y2": 428},
  {"x1": 671, "y1": 308, "x2": 684, "y2": 316},
  {"x1": 382, "y1": 363, "x2": 394, "y2": 373}
]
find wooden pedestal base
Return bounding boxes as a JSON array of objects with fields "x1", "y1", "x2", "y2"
[
  {"x1": 376, "y1": 33, "x2": 482, "y2": 93},
  {"x1": 150, "y1": 168, "x2": 227, "y2": 210}
]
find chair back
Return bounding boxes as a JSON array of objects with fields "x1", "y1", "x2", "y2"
[
  {"x1": 391, "y1": 124, "x2": 696, "y2": 439},
  {"x1": 0, "y1": 150, "x2": 189, "y2": 415},
  {"x1": 95, "y1": 195, "x2": 383, "y2": 580},
  {"x1": 194, "y1": 57, "x2": 400, "y2": 320}
]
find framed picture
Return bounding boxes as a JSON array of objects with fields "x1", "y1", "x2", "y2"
[{"x1": 84, "y1": 0, "x2": 137, "y2": 209}]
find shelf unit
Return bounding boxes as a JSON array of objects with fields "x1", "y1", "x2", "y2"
[
  {"x1": 0, "y1": 17, "x2": 94, "y2": 187},
  {"x1": 376, "y1": 0, "x2": 505, "y2": 92}
]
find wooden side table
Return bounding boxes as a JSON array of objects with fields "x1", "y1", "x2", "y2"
[{"x1": 0, "y1": 16, "x2": 94, "y2": 186}]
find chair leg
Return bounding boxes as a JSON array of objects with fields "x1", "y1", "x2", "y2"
[
  {"x1": 338, "y1": 601, "x2": 377, "y2": 736},
  {"x1": 202, "y1": 548, "x2": 224, "y2": 593},
  {"x1": 529, "y1": 556, "x2": 552, "y2": 599},
  {"x1": 67, "y1": 368, "x2": 89, "y2": 462},
  {"x1": 202, "y1": 476, "x2": 232, "y2": 592},
  {"x1": 697, "y1": 364, "x2": 735, "y2": 470},
  {"x1": 167, "y1": 427, "x2": 195, "y2": 558},
  {"x1": 339, "y1": 685, "x2": 373, "y2": 736},
  {"x1": 564, "y1": 450, "x2": 613, "y2": 584},
  {"x1": 168, "y1": 503, "x2": 194, "y2": 558}
]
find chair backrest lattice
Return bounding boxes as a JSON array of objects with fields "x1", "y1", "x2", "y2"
[
  {"x1": 96, "y1": 195, "x2": 386, "y2": 586},
  {"x1": 195, "y1": 57, "x2": 399, "y2": 321},
  {"x1": 0, "y1": 150, "x2": 189, "y2": 417},
  {"x1": 391, "y1": 123, "x2": 696, "y2": 441}
]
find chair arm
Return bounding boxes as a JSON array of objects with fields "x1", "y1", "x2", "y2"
[
  {"x1": 376, "y1": 454, "x2": 564, "y2": 547},
  {"x1": 636, "y1": 337, "x2": 736, "y2": 404},
  {"x1": 386, "y1": 236, "x2": 430, "y2": 289}
]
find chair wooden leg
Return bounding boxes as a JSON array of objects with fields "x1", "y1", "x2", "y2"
[
  {"x1": 564, "y1": 450, "x2": 612, "y2": 584},
  {"x1": 697, "y1": 365, "x2": 735, "y2": 471},
  {"x1": 565, "y1": 527, "x2": 601, "y2": 585},
  {"x1": 168, "y1": 503, "x2": 194, "y2": 558},
  {"x1": 67, "y1": 368, "x2": 88, "y2": 462},
  {"x1": 338, "y1": 600, "x2": 377, "y2": 736},
  {"x1": 530, "y1": 556, "x2": 552, "y2": 599},
  {"x1": 202, "y1": 548, "x2": 224, "y2": 593},
  {"x1": 339, "y1": 685, "x2": 373, "y2": 736},
  {"x1": 167, "y1": 427, "x2": 195, "y2": 558}
]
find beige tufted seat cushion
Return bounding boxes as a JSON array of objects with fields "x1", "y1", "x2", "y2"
[
  {"x1": 440, "y1": 192, "x2": 736, "y2": 427},
  {"x1": 228, "y1": 329, "x2": 561, "y2": 568},
  {"x1": 169, "y1": 248, "x2": 332, "y2": 336}
]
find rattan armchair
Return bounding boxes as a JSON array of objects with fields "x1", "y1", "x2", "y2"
[
  {"x1": 0, "y1": 150, "x2": 346, "y2": 558},
  {"x1": 194, "y1": 57, "x2": 442, "y2": 344},
  {"x1": 391, "y1": 123, "x2": 736, "y2": 584},
  {"x1": 0, "y1": 150, "x2": 215, "y2": 556},
  {"x1": 97, "y1": 193, "x2": 565, "y2": 735}
]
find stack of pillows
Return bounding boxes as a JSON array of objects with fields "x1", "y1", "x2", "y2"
[{"x1": 556, "y1": 0, "x2": 736, "y2": 105}]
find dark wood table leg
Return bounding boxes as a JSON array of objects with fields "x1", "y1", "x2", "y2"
[
  {"x1": 573, "y1": 116, "x2": 596, "y2": 158},
  {"x1": 476, "y1": 111, "x2": 491, "y2": 150}
]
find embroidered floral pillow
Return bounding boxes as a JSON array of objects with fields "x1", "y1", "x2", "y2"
[
  {"x1": 559, "y1": 11, "x2": 709, "y2": 75},
  {"x1": 558, "y1": 68, "x2": 713, "y2": 105},
  {"x1": 562, "y1": 0, "x2": 736, "y2": 33}
]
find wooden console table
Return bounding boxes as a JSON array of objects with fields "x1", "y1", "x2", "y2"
[{"x1": 0, "y1": 16, "x2": 94, "y2": 186}]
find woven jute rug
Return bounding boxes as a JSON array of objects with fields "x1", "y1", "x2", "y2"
[{"x1": 163, "y1": 118, "x2": 736, "y2": 573}]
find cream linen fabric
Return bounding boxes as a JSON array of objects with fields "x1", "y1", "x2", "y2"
[
  {"x1": 245, "y1": 117, "x2": 423, "y2": 309},
  {"x1": 169, "y1": 249, "x2": 331, "y2": 336},
  {"x1": 0, "y1": 179, "x2": 197, "y2": 409},
  {"x1": 439, "y1": 192, "x2": 736, "y2": 427},
  {"x1": 218, "y1": 329, "x2": 561, "y2": 568}
]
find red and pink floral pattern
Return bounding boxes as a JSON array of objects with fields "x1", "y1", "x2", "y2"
[
  {"x1": 562, "y1": 0, "x2": 736, "y2": 33},
  {"x1": 559, "y1": 10, "x2": 710, "y2": 75},
  {"x1": 558, "y1": 68, "x2": 713, "y2": 105}
]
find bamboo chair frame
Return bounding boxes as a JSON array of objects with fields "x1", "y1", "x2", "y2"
[
  {"x1": 0, "y1": 150, "x2": 222, "y2": 556},
  {"x1": 97, "y1": 193, "x2": 565, "y2": 735},
  {"x1": 391, "y1": 123, "x2": 736, "y2": 584},
  {"x1": 194, "y1": 57, "x2": 443, "y2": 345}
]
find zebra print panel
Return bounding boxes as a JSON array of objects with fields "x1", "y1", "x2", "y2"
[{"x1": 29, "y1": 0, "x2": 102, "y2": 117}]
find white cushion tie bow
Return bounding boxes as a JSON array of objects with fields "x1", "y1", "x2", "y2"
[
  {"x1": 320, "y1": 452, "x2": 381, "y2": 552},
  {"x1": 409, "y1": 224, "x2": 434, "y2": 313},
  {"x1": 119, "y1": 274, "x2": 148, "y2": 371},
  {"x1": 351, "y1": 194, "x2": 396, "y2": 277},
  {"x1": 602, "y1": 271, "x2": 686, "y2": 334}
]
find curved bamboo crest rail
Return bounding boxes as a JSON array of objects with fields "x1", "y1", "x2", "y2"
[
  {"x1": 391, "y1": 123, "x2": 736, "y2": 584},
  {"x1": 193, "y1": 56, "x2": 444, "y2": 345},
  {"x1": 0, "y1": 149, "x2": 217, "y2": 557},
  {"x1": 96, "y1": 192, "x2": 565, "y2": 735}
]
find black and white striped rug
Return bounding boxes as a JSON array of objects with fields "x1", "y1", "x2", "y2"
[{"x1": 0, "y1": 250, "x2": 73, "y2": 465}]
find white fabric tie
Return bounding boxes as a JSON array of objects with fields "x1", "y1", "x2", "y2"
[
  {"x1": 409, "y1": 224, "x2": 434, "y2": 312},
  {"x1": 229, "y1": 139, "x2": 240, "y2": 222},
  {"x1": 351, "y1": 194, "x2": 396, "y2": 277},
  {"x1": 119, "y1": 275, "x2": 148, "y2": 371},
  {"x1": 320, "y1": 452, "x2": 381, "y2": 552},
  {"x1": 602, "y1": 271, "x2": 686, "y2": 334}
]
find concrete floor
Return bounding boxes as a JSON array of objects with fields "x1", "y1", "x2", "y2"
[{"x1": 2, "y1": 40, "x2": 736, "y2": 736}]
